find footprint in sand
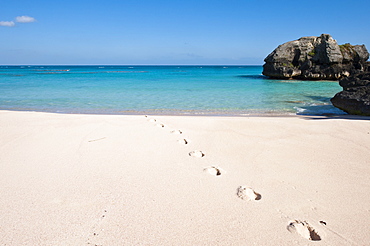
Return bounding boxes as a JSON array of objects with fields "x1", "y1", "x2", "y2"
[
  {"x1": 177, "y1": 139, "x2": 190, "y2": 145},
  {"x1": 189, "y1": 150, "x2": 205, "y2": 158},
  {"x1": 170, "y1": 129, "x2": 182, "y2": 134},
  {"x1": 156, "y1": 123, "x2": 165, "y2": 128},
  {"x1": 204, "y1": 166, "x2": 223, "y2": 176},
  {"x1": 287, "y1": 220, "x2": 321, "y2": 241},
  {"x1": 237, "y1": 186, "x2": 261, "y2": 201},
  {"x1": 148, "y1": 119, "x2": 156, "y2": 123}
]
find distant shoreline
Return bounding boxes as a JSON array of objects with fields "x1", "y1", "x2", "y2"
[{"x1": 0, "y1": 64, "x2": 264, "y2": 67}]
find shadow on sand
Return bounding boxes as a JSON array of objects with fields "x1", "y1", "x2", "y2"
[{"x1": 302, "y1": 115, "x2": 370, "y2": 121}]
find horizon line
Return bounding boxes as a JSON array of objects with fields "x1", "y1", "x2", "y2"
[{"x1": 0, "y1": 64, "x2": 264, "y2": 66}]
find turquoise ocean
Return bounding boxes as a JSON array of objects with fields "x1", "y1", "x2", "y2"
[{"x1": 0, "y1": 65, "x2": 346, "y2": 116}]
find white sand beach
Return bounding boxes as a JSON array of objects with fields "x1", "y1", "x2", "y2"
[{"x1": 0, "y1": 110, "x2": 369, "y2": 245}]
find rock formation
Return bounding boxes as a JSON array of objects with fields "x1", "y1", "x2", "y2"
[
  {"x1": 331, "y1": 62, "x2": 370, "y2": 116},
  {"x1": 263, "y1": 34, "x2": 369, "y2": 80}
]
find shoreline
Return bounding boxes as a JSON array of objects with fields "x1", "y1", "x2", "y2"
[
  {"x1": 2, "y1": 109, "x2": 369, "y2": 121},
  {"x1": 1, "y1": 110, "x2": 369, "y2": 245},
  {"x1": 1, "y1": 108, "x2": 298, "y2": 117},
  {"x1": 0, "y1": 108, "x2": 355, "y2": 118}
]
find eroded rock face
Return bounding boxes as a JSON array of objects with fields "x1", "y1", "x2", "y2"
[
  {"x1": 331, "y1": 63, "x2": 370, "y2": 116},
  {"x1": 263, "y1": 34, "x2": 369, "y2": 80}
]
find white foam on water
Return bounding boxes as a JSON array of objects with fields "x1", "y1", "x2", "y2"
[{"x1": 295, "y1": 104, "x2": 347, "y2": 115}]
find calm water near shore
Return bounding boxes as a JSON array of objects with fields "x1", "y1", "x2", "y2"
[{"x1": 0, "y1": 65, "x2": 346, "y2": 116}]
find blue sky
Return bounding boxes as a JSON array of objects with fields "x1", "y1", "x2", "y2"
[{"x1": 1, "y1": 0, "x2": 370, "y2": 65}]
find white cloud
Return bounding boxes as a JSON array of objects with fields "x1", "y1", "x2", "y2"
[
  {"x1": 15, "y1": 16, "x2": 36, "y2": 23},
  {"x1": 0, "y1": 21, "x2": 15, "y2": 27}
]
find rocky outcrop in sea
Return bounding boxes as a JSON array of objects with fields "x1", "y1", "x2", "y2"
[
  {"x1": 331, "y1": 63, "x2": 370, "y2": 116},
  {"x1": 262, "y1": 34, "x2": 369, "y2": 80}
]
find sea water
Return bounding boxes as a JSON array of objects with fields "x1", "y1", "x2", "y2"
[{"x1": 0, "y1": 65, "x2": 346, "y2": 116}]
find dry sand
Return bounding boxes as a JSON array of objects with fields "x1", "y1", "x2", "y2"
[{"x1": 0, "y1": 110, "x2": 369, "y2": 245}]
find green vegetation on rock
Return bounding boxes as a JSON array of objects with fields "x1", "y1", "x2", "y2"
[
  {"x1": 339, "y1": 43, "x2": 354, "y2": 53},
  {"x1": 308, "y1": 49, "x2": 316, "y2": 57},
  {"x1": 282, "y1": 62, "x2": 294, "y2": 68}
]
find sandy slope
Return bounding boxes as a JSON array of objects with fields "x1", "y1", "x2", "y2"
[{"x1": 0, "y1": 110, "x2": 369, "y2": 245}]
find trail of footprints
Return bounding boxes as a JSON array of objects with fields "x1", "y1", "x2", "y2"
[{"x1": 145, "y1": 115, "x2": 323, "y2": 242}]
